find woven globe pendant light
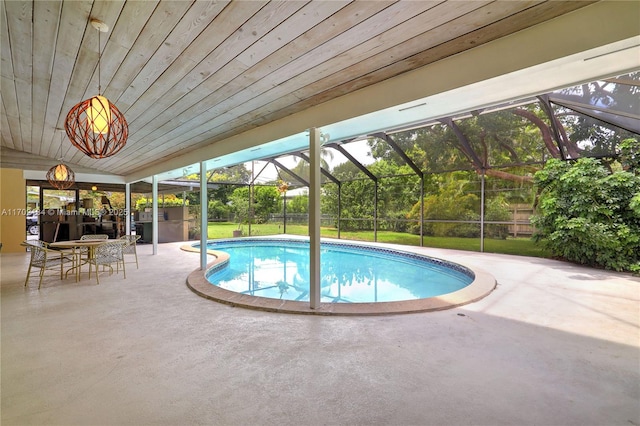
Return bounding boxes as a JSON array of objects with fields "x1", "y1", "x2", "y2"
[
  {"x1": 65, "y1": 19, "x2": 128, "y2": 159},
  {"x1": 47, "y1": 133, "x2": 76, "y2": 190},
  {"x1": 46, "y1": 163, "x2": 75, "y2": 190},
  {"x1": 65, "y1": 94, "x2": 128, "y2": 158}
]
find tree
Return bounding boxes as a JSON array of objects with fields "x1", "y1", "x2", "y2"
[
  {"x1": 406, "y1": 171, "x2": 481, "y2": 237},
  {"x1": 321, "y1": 77, "x2": 638, "y2": 240},
  {"x1": 552, "y1": 74, "x2": 639, "y2": 157},
  {"x1": 368, "y1": 73, "x2": 638, "y2": 182},
  {"x1": 369, "y1": 161, "x2": 421, "y2": 232},
  {"x1": 369, "y1": 106, "x2": 547, "y2": 184},
  {"x1": 228, "y1": 186, "x2": 281, "y2": 224},
  {"x1": 208, "y1": 165, "x2": 252, "y2": 205},
  {"x1": 207, "y1": 199, "x2": 231, "y2": 221},
  {"x1": 179, "y1": 164, "x2": 251, "y2": 207},
  {"x1": 287, "y1": 194, "x2": 309, "y2": 214},
  {"x1": 228, "y1": 188, "x2": 249, "y2": 226}
]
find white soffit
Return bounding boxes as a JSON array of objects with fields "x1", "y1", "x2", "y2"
[{"x1": 23, "y1": 170, "x2": 126, "y2": 184}]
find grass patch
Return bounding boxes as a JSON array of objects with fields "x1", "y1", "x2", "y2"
[{"x1": 205, "y1": 222, "x2": 549, "y2": 258}]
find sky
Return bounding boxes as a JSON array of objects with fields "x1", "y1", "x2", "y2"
[{"x1": 251, "y1": 138, "x2": 374, "y2": 184}]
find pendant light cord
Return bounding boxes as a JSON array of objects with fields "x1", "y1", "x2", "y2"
[
  {"x1": 58, "y1": 133, "x2": 64, "y2": 162},
  {"x1": 97, "y1": 27, "x2": 102, "y2": 95}
]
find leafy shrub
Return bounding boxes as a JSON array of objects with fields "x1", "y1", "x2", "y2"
[
  {"x1": 619, "y1": 138, "x2": 640, "y2": 173},
  {"x1": 287, "y1": 195, "x2": 309, "y2": 214},
  {"x1": 379, "y1": 212, "x2": 410, "y2": 232},
  {"x1": 135, "y1": 195, "x2": 187, "y2": 211},
  {"x1": 406, "y1": 181, "x2": 478, "y2": 236},
  {"x1": 485, "y1": 197, "x2": 512, "y2": 239},
  {"x1": 228, "y1": 186, "x2": 281, "y2": 224},
  {"x1": 532, "y1": 157, "x2": 640, "y2": 272},
  {"x1": 208, "y1": 199, "x2": 231, "y2": 221},
  {"x1": 406, "y1": 178, "x2": 511, "y2": 238}
]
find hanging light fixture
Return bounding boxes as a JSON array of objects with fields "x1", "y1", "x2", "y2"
[
  {"x1": 65, "y1": 18, "x2": 128, "y2": 159},
  {"x1": 47, "y1": 133, "x2": 76, "y2": 190}
]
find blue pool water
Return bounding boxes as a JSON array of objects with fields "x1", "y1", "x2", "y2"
[{"x1": 204, "y1": 239, "x2": 474, "y2": 303}]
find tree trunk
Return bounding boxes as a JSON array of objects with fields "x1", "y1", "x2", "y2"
[
  {"x1": 512, "y1": 109, "x2": 560, "y2": 158},
  {"x1": 481, "y1": 168, "x2": 534, "y2": 183}
]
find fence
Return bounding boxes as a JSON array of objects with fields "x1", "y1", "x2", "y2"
[
  {"x1": 507, "y1": 204, "x2": 535, "y2": 236},
  {"x1": 269, "y1": 204, "x2": 535, "y2": 238}
]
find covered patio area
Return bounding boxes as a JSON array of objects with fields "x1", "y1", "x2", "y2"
[{"x1": 2, "y1": 242, "x2": 638, "y2": 425}]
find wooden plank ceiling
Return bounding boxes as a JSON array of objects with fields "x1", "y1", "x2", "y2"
[{"x1": 1, "y1": 0, "x2": 593, "y2": 176}]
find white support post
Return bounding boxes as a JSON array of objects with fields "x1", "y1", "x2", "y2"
[
  {"x1": 309, "y1": 128, "x2": 322, "y2": 309},
  {"x1": 200, "y1": 161, "x2": 208, "y2": 270},
  {"x1": 480, "y1": 169, "x2": 485, "y2": 253},
  {"x1": 125, "y1": 183, "x2": 131, "y2": 236},
  {"x1": 152, "y1": 175, "x2": 159, "y2": 255}
]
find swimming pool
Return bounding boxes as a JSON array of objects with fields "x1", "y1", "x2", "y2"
[
  {"x1": 204, "y1": 239, "x2": 474, "y2": 303},
  {"x1": 181, "y1": 236, "x2": 496, "y2": 315}
]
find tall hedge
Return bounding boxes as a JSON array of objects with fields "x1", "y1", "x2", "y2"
[{"x1": 532, "y1": 152, "x2": 640, "y2": 272}]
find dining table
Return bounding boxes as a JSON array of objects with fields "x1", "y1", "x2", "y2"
[{"x1": 49, "y1": 239, "x2": 108, "y2": 282}]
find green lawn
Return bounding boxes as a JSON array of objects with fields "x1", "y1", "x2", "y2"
[{"x1": 205, "y1": 222, "x2": 549, "y2": 258}]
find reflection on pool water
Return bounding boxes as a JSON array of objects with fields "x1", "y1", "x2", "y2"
[{"x1": 205, "y1": 239, "x2": 474, "y2": 303}]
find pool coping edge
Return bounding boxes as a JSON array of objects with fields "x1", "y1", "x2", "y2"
[{"x1": 182, "y1": 238, "x2": 497, "y2": 316}]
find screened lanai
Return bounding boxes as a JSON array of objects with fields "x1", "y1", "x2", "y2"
[{"x1": 144, "y1": 72, "x2": 638, "y2": 261}]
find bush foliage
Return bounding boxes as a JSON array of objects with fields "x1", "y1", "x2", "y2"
[
  {"x1": 405, "y1": 172, "x2": 511, "y2": 238},
  {"x1": 135, "y1": 195, "x2": 188, "y2": 211},
  {"x1": 532, "y1": 152, "x2": 640, "y2": 272}
]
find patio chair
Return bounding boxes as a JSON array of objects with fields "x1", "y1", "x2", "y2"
[
  {"x1": 79, "y1": 234, "x2": 109, "y2": 257},
  {"x1": 78, "y1": 234, "x2": 110, "y2": 267},
  {"x1": 87, "y1": 240, "x2": 127, "y2": 284},
  {"x1": 119, "y1": 235, "x2": 141, "y2": 269},
  {"x1": 23, "y1": 240, "x2": 74, "y2": 289}
]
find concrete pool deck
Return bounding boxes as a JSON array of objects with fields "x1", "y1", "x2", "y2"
[{"x1": 2, "y1": 240, "x2": 639, "y2": 425}]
